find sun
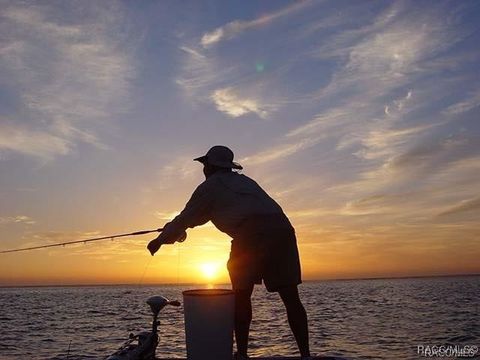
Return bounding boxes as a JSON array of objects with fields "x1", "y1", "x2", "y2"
[{"x1": 200, "y1": 262, "x2": 220, "y2": 281}]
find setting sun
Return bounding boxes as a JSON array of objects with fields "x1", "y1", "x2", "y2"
[{"x1": 200, "y1": 263, "x2": 220, "y2": 280}]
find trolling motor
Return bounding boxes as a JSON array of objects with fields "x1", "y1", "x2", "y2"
[{"x1": 107, "y1": 296, "x2": 181, "y2": 360}]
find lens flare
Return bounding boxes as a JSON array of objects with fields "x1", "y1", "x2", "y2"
[{"x1": 255, "y1": 62, "x2": 265, "y2": 72}]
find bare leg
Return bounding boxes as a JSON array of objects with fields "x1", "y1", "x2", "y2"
[
  {"x1": 278, "y1": 286, "x2": 310, "y2": 357},
  {"x1": 234, "y1": 285, "x2": 254, "y2": 357}
]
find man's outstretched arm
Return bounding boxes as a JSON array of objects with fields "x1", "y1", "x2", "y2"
[{"x1": 148, "y1": 182, "x2": 213, "y2": 255}]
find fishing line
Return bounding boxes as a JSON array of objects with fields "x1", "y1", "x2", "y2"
[
  {"x1": 138, "y1": 255, "x2": 154, "y2": 287},
  {"x1": 176, "y1": 242, "x2": 182, "y2": 286}
]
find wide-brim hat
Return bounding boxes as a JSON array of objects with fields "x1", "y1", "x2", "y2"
[{"x1": 194, "y1": 145, "x2": 243, "y2": 170}]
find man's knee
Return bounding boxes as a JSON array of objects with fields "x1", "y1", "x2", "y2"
[
  {"x1": 278, "y1": 285, "x2": 300, "y2": 303},
  {"x1": 234, "y1": 286, "x2": 253, "y2": 309},
  {"x1": 234, "y1": 284, "x2": 254, "y2": 298}
]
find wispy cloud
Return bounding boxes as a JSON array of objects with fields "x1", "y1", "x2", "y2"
[
  {"x1": 16, "y1": 230, "x2": 147, "y2": 258},
  {"x1": 0, "y1": 2, "x2": 135, "y2": 159},
  {"x1": 385, "y1": 134, "x2": 475, "y2": 171},
  {"x1": 0, "y1": 215, "x2": 35, "y2": 226},
  {"x1": 24, "y1": 230, "x2": 100, "y2": 244},
  {"x1": 342, "y1": 194, "x2": 399, "y2": 216},
  {"x1": 154, "y1": 211, "x2": 180, "y2": 221},
  {"x1": 177, "y1": 2, "x2": 319, "y2": 119},
  {"x1": 176, "y1": 45, "x2": 279, "y2": 119},
  {"x1": 0, "y1": 121, "x2": 70, "y2": 158},
  {"x1": 285, "y1": 3, "x2": 475, "y2": 164},
  {"x1": 356, "y1": 122, "x2": 440, "y2": 161},
  {"x1": 234, "y1": 1, "x2": 480, "y2": 238},
  {"x1": 178, "y1": 45, "x2": 206, "y2": 60},
  {"x1": 438, "y1": 197, "x2": 480, "y2": 217},
  {"x1": 210, "y1": 87, "x2": 270, "y2": 118},
  {"x1": 241, "y1": 136, "x2": 320, "y2": 165},
  {"x1": 175, "y1": 45, "x2": 230, "y2": 96},
  {"x1": 384, "y1": 90, "x2": 412, "y2": 116},
  {"x1": 443, "y1": 90, "x2": 480, "y2": 115},
  {"x1": 156, "y1": 155, "x2": 198, "y2": 186},
  {"x1": 200, "y1": 0, "x2": 313, "y2": 48}
]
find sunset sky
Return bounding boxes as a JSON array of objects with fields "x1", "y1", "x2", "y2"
[{"x1": 1, "y1": 0, "x2": 479, "y2": 286}]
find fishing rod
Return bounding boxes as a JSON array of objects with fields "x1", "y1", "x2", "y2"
[{"x1": 0, "y1": 227, "x2": 163, "y2": 254}]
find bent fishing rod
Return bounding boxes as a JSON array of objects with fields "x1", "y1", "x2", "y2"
[{"x1": 0, "y1": 227, "x2": 163, "y2": 254}]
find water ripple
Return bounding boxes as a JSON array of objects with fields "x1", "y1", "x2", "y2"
[{"x1": 0, "y1": 277, "x2": 479, "y2": 359}]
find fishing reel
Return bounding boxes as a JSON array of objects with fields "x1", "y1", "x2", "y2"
[{"x1": 106, "y1": 296, "x2": 181, "y2": 360}]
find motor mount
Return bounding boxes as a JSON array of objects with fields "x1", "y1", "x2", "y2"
[{"x1": 106, "y1": 295, "x2": 181, "y2": 360}]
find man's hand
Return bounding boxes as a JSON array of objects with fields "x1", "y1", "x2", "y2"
[
  {"x1": 147, "y1": 228, "x2": 188, "y2": 256},
  {"x1": 147, "y1": 238, "x2": 162, "y2": 256}
]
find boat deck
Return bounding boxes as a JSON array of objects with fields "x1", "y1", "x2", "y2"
[{"x1": 158, "y1": 357, "x2": 345, "y2": 359}]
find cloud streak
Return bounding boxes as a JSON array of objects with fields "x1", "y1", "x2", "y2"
[
  {"x1": 438, "y1": 197, "x2": 480, "y2": 217},
  {"x1": 444, "y1": 90, "x2": 480, "y2": 115},
  {"x1": 0, "y1": 215, "x2": 35, "y2": 226},
  {"x1": 241, "y1": 136, "x2": 320, "y2": 165},
  {"x1": 0, "y1": 121, "x2": 70, "y2": 158},
  {"x1": 0, "y1": 2, "x2": 135, "y2": 159},
  {"x1": 200, "y1": 0, "x2": 313, "y2": 48}
]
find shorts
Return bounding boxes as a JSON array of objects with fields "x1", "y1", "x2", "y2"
[{"x1": 227, "y1": 215, "x2": 302, "y2": 292}]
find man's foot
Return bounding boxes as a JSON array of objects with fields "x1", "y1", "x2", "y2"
[{"x1": 233, "y1": 352, "x2": 250, "y2": 360}]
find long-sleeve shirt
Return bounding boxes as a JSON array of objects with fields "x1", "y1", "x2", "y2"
[{"x1": 162, "y1": 171, "x2": 290, "y2": 241}]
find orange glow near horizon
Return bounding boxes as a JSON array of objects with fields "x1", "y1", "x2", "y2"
[
  {"x1": 1, "y1": 226, "x2": 479, "y2": 286},
  {"x1": 0, "y1": 213, "x2": 479, "y2": 286}
]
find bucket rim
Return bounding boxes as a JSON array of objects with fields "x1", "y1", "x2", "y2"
[{"x1": 182, "y1": 289, "x2": 234, "y2": 296}]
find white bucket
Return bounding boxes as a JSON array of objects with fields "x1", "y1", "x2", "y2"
[{"x1": 183, "y1": 289, "x2": 235, "y2": 360}]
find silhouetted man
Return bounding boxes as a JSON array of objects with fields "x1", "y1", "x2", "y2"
[{"x1": 148, "y1": 145, "x2": 311, "y2": 359}]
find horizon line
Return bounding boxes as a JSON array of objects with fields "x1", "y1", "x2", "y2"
[{"x1": 1, "y1": 273, "x2": 479, "y2": 288}]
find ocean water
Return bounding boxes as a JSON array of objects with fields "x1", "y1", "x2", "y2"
[{"x1": 0, "y1": 276, "x2": 478, "y2": 360}]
